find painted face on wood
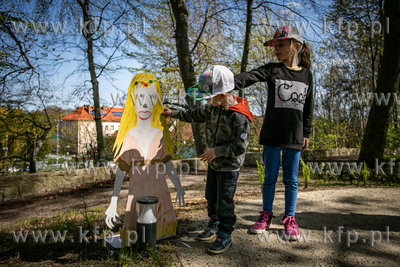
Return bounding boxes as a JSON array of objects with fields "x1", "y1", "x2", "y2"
[
  {"x1": 135, "y1": 84, "x2": 157, "y2": 121},
  {"x1": 107, "y1": 73, "x2": 183, "y2": 245}
]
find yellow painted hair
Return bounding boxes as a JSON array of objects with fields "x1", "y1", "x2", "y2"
[{"x1": 113, "y1": 73, "x2": 173, "y2": 157}]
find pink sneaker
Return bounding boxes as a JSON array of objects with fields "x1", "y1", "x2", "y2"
[
  {"x1": 251, "y1": 211, "x2": 274, "y2": 233},
  {"x1": 282, "y1": 215, "x2": 300, "y2": 241}
]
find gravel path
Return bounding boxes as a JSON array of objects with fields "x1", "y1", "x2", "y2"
[{"x1": 172, "y1": 187, "x2": 400, "y2": 267}]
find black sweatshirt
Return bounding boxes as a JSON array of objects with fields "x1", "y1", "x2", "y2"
[{"x1": 234, "y1": 62, "x2": 314, "y2": 150}]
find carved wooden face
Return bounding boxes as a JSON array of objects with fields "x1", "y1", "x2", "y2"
[{"x1": 135, "y1": 84, "x2": 157, "y2": 121}]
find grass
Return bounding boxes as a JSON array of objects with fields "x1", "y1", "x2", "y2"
[
  {"x1": 297, "y1": 172, "x2": 400, "y2": 188},
  {"x1": 181, "y1": 183, "x2": 206, "y2": 192},
  {"x1": 313, "y1": 180, "x2": 358, "y2": 187},
  {"x1": 383, "y1": 154, "x2": 400, "y2": 161},
  {"x1": 0, "y1": 200, "x2": 179, "y2": 266},
  {"x1": 297, "y1": 157, "x2": 400, "y2": 188},
  {"x1": 239, "y1": 169, "x2": 400, "y2": 190}
]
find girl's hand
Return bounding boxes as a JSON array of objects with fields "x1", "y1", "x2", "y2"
[
  {"x1": 302, "y1": 138, "x2": 309, "y2": 151},
  {"x1": 200, "y1": 148, "x2": 216, "y2": 163},
  {"x1": 161, "y1": 107, "x2": 172, "y2": 117}
]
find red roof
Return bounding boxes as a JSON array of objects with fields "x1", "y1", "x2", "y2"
[
  {"x1": 61, "y1": 105, "x2": 124, "y2": 122},
  {"x1": 111, "y1": 130, "x2": 118, "y2": 138}
]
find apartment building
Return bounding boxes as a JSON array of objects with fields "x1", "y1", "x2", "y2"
[{"x1": 61, "y1": 105, "x2": 123, "y2": 155}]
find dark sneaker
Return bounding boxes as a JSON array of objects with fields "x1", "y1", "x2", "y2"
[
  {"x1": 197, "y1": 220, "x2": 219, "y2": 241},
  {"x1": 208, "y1": 231, "x2": 232, "y2": 254}
]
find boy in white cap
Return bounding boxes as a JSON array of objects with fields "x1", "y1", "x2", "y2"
[{"x1": 163, "y1": 65, "x2": 254, "y2": 254}]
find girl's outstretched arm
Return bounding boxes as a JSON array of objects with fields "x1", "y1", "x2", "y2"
[{"x1": 234, "y1": 64, "x2": 272, "y2": 90}]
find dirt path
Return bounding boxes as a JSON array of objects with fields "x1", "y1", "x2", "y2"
[
  {"x1": 1, "y1": 167, "x2": 399, "y2": 266},
  {"x1": 174, "y1": 187, "x2": 400, "y2": 266}
]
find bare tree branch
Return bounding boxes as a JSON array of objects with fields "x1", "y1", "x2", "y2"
[
  {"x1": 96, "y1": 38, "x2": 126, "y2": 78},
  {"x1": 189, "y1": 0, "x2": 216, "y2": 54}
]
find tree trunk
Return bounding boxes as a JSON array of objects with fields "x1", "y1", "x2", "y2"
[
  {"x1": 29, "y1": 128, "x2": 50, "y2": 173},
  {"x1": 80, "y1": 0, "x2": 104, "y2": 162},
  {"x1": 29, "y1": 135, "x2": 37, "y2": 173},
  {"x1": 358, "y1": 0, "x2": 400, "y2": 167},
  {"x1": 239, "y1": 0, "x2": 253, "y2": 98},
  {"x1": 170, "y1": 0, "x2": 206, "y2": 156}
]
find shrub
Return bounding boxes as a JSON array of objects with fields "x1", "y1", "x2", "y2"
[
  {"x1": 300, "y1": 158, "x2": 310, "y2": 188},
  {"x1": 360, "y1": 161, "x2": 369, "y2": 185},
  {"x1": 256, "y1": 160, "x2": 264, "y2": 188}
]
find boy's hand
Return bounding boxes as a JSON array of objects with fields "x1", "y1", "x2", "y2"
[
  {"x1": 302, "y1": 137, "x2": 309, "y2": 151},
  {"x1": 162, "y1": 107, "x2": 172, "y2": 117},
  {"x1": 200, "y1": 148, "x2": 216, "y2": 163}
]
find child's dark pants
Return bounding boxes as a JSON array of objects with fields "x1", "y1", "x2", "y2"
[{"x1": 205, "y1": 165, "x2": 239, "y2": 233}]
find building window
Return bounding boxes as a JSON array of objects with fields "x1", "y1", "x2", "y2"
[
  {"x1": 105, "y1": 126, "x2": 108, "y2": 131},
  {"x1": 111, "y1": 126, "x2": 114, "y2": 131},
  {"x1": 112, "y1": 111, "x2": 122, "y2": 117},
  {"x1": 90, "y1": 110, "x2": 106, "y2": 116}
]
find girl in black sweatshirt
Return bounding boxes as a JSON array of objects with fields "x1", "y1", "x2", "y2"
[{"x1": 234, "y1": 26, "x2": 313, "y2": 241}]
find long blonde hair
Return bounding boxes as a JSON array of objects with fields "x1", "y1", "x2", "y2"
[{"x1": 113, "y1": 73, "x2": 173, "y2": 157}]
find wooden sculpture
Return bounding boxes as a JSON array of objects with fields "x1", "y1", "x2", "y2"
[{"x1": 105, "y1": 73, "x2": 185, "y2": 243}]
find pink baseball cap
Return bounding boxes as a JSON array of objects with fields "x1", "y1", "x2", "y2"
[{"x1": 264, "y1": 26, "x2": 304, "y2": 47}]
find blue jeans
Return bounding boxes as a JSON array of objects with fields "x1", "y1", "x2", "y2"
[{"x1": 262, "y1": 145, "x2": 301, "y2": 216}]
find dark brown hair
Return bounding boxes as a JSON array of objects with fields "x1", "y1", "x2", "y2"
[{"x1": 298, "y1": 42, "x2": 311, "y2": 69}]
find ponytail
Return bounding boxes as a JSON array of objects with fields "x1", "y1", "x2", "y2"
[{"x1": 298, "y1": 42, "x2": 311, "y2": 69}]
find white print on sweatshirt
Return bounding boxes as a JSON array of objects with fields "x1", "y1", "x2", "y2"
[{"x1": 275, "y1": 79, "x2": 309, "y2": 111}]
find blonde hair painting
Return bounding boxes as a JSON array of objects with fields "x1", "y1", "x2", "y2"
[{"x1": 113, "y1": 73, "x2": 173, "y2": 157}]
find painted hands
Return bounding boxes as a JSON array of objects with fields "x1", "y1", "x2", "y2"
[
  {"x1": 165, "y1": 160, "x2": 186, "y2": 207},
  {"x1": 200, "y1": 148, "x2": 216, "y2": 163},
  {"x1": 105, "y1": 196, "x2": 121, "y2": 229},
  {"x1": 175, "y1": 186, "x2": 185, "y2": 207}
]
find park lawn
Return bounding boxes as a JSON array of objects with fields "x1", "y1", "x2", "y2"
[
  {"x1": 0, "y1": 203, "x2": 181, "y2": 266},
  {"x1": 384, "y1": 154, "x2": 400, "y2": 161}
]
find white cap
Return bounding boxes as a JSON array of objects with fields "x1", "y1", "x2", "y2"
[{"x1": 187, "y1": 65, "x2": 234, "y2": 100}]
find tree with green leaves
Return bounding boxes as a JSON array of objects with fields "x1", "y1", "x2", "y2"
[
  {"x1": 41, "y1": 0, "x2": 142, "y2": 162},
  {"x1": 317, "y1": 0, "x2": 383, "y2": 148},
  {"x1": 359, "y1": 0, "x2": 400, "y2": 167},
  {"x1": 0, "y1": 6, "x2": 60, "y2": 173},
  {"x1": 131, "y1": 0, "x2": 242, "y2": 155}
]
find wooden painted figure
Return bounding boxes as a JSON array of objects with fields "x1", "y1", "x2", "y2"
[{"x1": 105, "y1": 73, "x2": 185, "y2": 242}]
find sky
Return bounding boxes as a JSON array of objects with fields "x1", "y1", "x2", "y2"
[{"x1": 56, "y1": 57, "x2": 138, "y2": 109}]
